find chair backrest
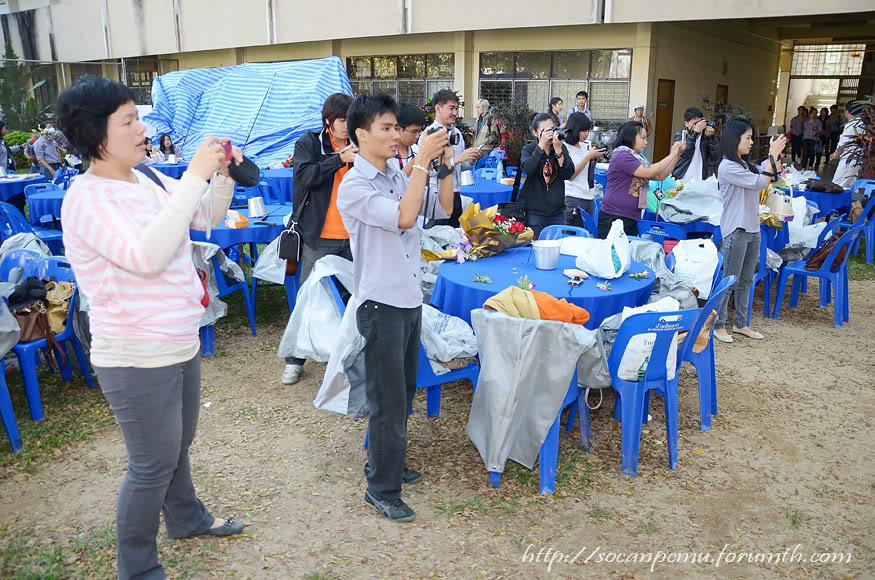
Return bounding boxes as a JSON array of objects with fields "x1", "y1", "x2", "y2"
[
  {"x1": 476, "y1": 167, "x2": 498, "y2": 180},
  {"x1": 804, "y1": 216, "x2": 842, "y2": 260},
  {"x1": 539, "y1": 224, "x2": 591, "y2": 240},
  {"x1": 850, "y1": 178, "x2": 875, "y2": 199},
  {"x1": 489, "y1": 149, "x2": 506, "y2": 159},
  {"x1": 853, "y1": 191, "x2": 875, "y2": 226},
  {"x1": 30, "y1": 257, "x2": 75, "y2": 282},
  {"x1": 0, "y1": 202, "x2": 34, "y2": 236},
  {"x1": 607, "y1": 309, "x2": 701, "y2": 383},
  {"x1": 474, "y1": 156, "x2": 500, "y2": 171},
  {"x1": 805, "y1": 200, "x2": 819, "y2": 213},
  {"x1": 506, "y1": 166, "x2": 518, "y2": 179},
  {"x1": 688, "y1": 275, "x2": 736, "y2": 354},
  {"x1": 819, "y1": 226, "x2": 862, "y2": 273},
  {"x1": 0, "y1": 249, "x2": 42, "y2": 281},
  {"x1": 257, "y1": 176, "x2": 282, "y2": 205},
  {"x1": 576, "y1": 205, "x2": 598, "y2": 237},
  {"x1": 593, "y1": 197, "x2": 602, "y2": 222},
  {"x1": 711, "y1": 251, "x2": 724, "y2": 295},
  {"x1": 637, "y1": 220, "x2": 687, "y2": 245},
  {"x1": 23, "y1": 183, "x2": 61, "y2": 200}
]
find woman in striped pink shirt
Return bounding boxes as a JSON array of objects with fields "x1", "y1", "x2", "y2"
[{"x1": 57, "y1": 77, "x2": 245, "y2": 580}]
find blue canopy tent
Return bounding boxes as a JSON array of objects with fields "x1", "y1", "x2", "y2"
[{"x1": 144, "y1": 57, "x2": 353, "y2": 167}]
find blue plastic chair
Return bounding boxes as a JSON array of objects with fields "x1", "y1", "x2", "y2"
[
  {"x1": 24, "y1": 183, "x2": 63, "y2": 227},
  {"x1": 849, "y1": 178, "x2": 875, "y2": 199},
  {"x1": 683, "y1": 276, "x2": 735, "y2": 431},
  {"x1": 710, "y1": 251, "x2": 724, "y2": 296},
  {"x1": 53, "y1": 167, "x2": 79, "y2": 190},
  {"x1": 637, "y1": 220, "x2": 687, "y2": 246},
  {"x1": 608, "y1": 309, "x2": 700, "y2": 476},
  {"x1": 0, "y1": 249, "x2": 42, "y2": 282},
  {"x1": 839, "y1": 192, "x2": 875, "y2": 264},
  {"x1": 476, "y1": 168, "x2": 498, "y2": 181},
  {"x1": 0, "y1": 202, "x2": 63, "y2": 254},
  {"x1": 575, "y1": 205, "x2": 598, "y2": 237},
  {"x1": 0, "y1": 360, "x2": 22, "y2": 453},
  {"x1": 14, "y1": 257, "x2": 94, "y2": 422},
  {"x1": 473, "y1": 156, "x2": 499, "y2": 171},
  {"x1": 211, "y1": 253, "x2": 256, "y2": 336},
  {"x1": 257, "y1": 176, "x2": 284, "y2": 206},
  {"x1": 593, "y1": 197, "x2": 602, "y2": 224},
  {"x1": 797, "y1": 217, "x2": 842, "y2": 303},
  {"x1": 772, "y1": 226, "x2": 862, "y2": 328},
  {"x1": 746, "y1": 225, "x2": 775, "y2": 325},
  {"x1": 200, "y1": 325, "x2": 215, "y2": 357},
  {"x1": 506, "y1": 166, "x2": 518, "y2": 179},
  {"x1": 489, "y1": 149, "x2": 506, "y2": 159},
  {"x1": 538, "y1": 225, "x2": 591, "y2": 240}
]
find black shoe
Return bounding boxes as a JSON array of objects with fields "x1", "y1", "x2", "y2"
[
  {"x1": 364, "y1": 490, "x2": 416, "y2": 522},
  {"x1": 363, "y1": 463, "x2": 423, "y2": 485},
  {"x1": 201, "y1": 517, "x2": 245, "y2": 536}
]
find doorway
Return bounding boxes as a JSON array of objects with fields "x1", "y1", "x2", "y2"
[
  {"x1": 716, "y1": 84, "x2": 729, "y2": 105},
  {"x1": 654, "y1": 79, "x2": 675, "y2": 161}
]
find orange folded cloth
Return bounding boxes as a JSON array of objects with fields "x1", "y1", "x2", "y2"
[{"x1": 531, "y1": 290, "x2": 590, "y2": 325}]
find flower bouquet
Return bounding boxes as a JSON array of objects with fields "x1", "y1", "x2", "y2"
[
  {"x1": 459, "y1": 203, "x2": 533, "y2": 259},
  {"x1": 281, "y1": 153, "x2": 294, "y2": 168}
]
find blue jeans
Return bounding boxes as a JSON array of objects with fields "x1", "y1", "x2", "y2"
[
  {"x1": 716, "y1": 229, "x2": 760, "y2": 329},
  {"x1": 526, "y1": 212, "x2": 564, "y2": 238}
]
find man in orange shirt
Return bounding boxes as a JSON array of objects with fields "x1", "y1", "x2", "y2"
[{"x1": 283, "y1": 93, "x2": 357, "y2": 385}]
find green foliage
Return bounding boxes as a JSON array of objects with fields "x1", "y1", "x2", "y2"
[
  {"x1": 494, "y1": 101, "x2": 535, "y2": 167},
  {"x1": 4, "y1": 129, "x2": 32, "y2": 169},
  {"x1": 0, "y1": 39, "x2": 47, "y2": 130}
]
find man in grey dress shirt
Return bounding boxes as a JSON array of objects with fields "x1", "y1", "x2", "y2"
[
  {"x1": 419, "y1": 89, "x2": 481, "y2": 227},
  {"x1": 34, "y1": 130, "x2": 62, "y2": 181},
  {"x1": 337, "y1": 93, "x2": 453, "y2": 522}
]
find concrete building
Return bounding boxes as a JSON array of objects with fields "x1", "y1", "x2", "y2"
[{"x1": 0, "y1": 0, "x2": 873, "y2": 160}]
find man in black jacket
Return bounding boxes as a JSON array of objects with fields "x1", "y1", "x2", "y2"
[
  {"x1": 283, "y1": 92, "x2": 356, "y2": 385},
  {"x1": 517, "y1": 113, "x2": 574, "y2": 237},
  {"x1": 671, "y1": 107, "x2": 718, "y2": 182}
]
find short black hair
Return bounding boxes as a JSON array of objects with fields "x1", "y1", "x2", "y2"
[
  {"x1": 719, "y1": 117, "x2": 758, "y2": 173},
  {"x1": 530, "y1": 112, "x2": 554, "y2": 133},
  {"x1": 55, "y1": 76, "x2": 135, "y2": 162},
  {"x1": 322, "y1": 93, "x2": 353, "y2": 129},
  {"x1": 614, "y1": 121, "x2": 645, "y2": 149},
  {"x1": 0, "y1": 121, "x2": 6, "y2": 130},
  {"x1": 684, "y1": 107, "x2": 704, "y2": 122},
  {"x1": 576, "y1": 91, "x2": 588, "y2": 99},
  {"x1": 397, "y1": 103, "x2": 425, "y2": 129},
  {"x1": 564, "y1": 112, "x2": 593, "y2": 145},
  {"x1": 432, "y1": 89, "x2": 459, "y2": 107},
  {"x1": 347, "y1": 93, "x2": 398, "y2": 147}
]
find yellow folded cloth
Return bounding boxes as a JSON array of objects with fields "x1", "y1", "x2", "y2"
[{"x1": 483, "y1": 286, "x2": 540, "y2": 319}]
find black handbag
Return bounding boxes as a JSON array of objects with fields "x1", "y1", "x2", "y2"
[{"x1": 277, "y1": 190, "x2": 310, "y2": 275}]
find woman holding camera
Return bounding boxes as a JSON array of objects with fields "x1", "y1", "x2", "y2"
[
  {"x1": 563, "y1": 112, "x2": 605, "y2": 223},
  {"x1": 600, "y1": 121, "x2": 684, "y2": 238},
  {"x1": 57, "y1": 77, "x2": 245, "y2": 580},
  {"x1": 713, "y1": 119, "x2": 785, "y2": 343}
]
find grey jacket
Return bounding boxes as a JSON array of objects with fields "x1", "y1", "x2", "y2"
[{"x1": 0, "y1": 142, "x2": 22, "y2": 171}]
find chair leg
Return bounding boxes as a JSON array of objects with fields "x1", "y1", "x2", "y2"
[
  {"x1": 617, "y1": 385, "x2": 646, "y2": 476},
  {"x1": 708, "y1": 345, "x2": 718, "y2": 417},
  {"x1": 242, "y1": 287, "x2": 257, "y2": 337},
  {"x1": 489, "y1": 471, "x2": 501, "y2": 488},
  {"x1": 832, "y1": 273, "x2": 843, "y2": 328},
  {"x1": 58, "y1": 343, "x2": 74, "y2": 382},
  {"x1": 538, "y1": 411, "x2": 561, "y2": 494},
  {"x1": 843, "y1": 267, "x2": 850, "y2": 323},
  {"x1": 690, "y1": 356, "x2": 712, "y2": 432},
  {"x1": 363, "y1": 422, "x2": 369, "y2": 449},
  {"x1": 425, "y1": 385, "x2": 441, "y2": 418},
  {"x1": 565, "y1": 400, "x2": 578, "y2": 434},
  {"x1": 746, "y1": 282, "x2": 755, "y2": 327},
  {"x1": 15, "y1": 350, "x2": 44, "y2": 422},
  {"x1": 70, "y1": 337, "x2": 94, "y2": 388},
  {"x1": 789, "y1": 275, "x2": 803, "y2": 308},
  {"x1": 866, "y1": 229, "x2": 873, "y2": 264},
  {"x1": 0, "y1": 373, "x2": 22, "y2": 453},
  {"x1": 763, "y1": 272, "x2": 772, "y2": 319},
  {"x1": 800, "y1": 276, "x2": 808, "y2": 296},
  {"x1": 577, "y1": 390, "x2": 591, "y2": 453},
  {"x1": 200, "y1": 326, "x2": 214, "y2": 357},
  {"x1": 772, "y1": 270, "x2": 791, "y2": 319},
  {"x1": 664, "y1": 384, "x2": 680, "y2": 471}
]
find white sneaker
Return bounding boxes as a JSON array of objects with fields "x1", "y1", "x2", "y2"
[
  {"x1": 281, "y1": 364, "x2": 303, "y2": 385},
  {"x1": 713, "y1": 330, "x2": 734, "y2": 344}
]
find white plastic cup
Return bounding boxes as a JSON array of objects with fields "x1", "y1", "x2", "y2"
[
  {"x1": 532, "y1": 240, "x2": 561, "y2": 270},
  {"x1": 168, "y1": 154, "x2": 177, "y2": 164}
]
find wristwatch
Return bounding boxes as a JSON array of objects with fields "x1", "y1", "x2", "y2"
[{"x1": 437, "y1": 163, "x2": 452, "y2": 180}]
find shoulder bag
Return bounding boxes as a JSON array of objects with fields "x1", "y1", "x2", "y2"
[{"x1": 277, "y1": 189, "x2": 310, "y2": 275}]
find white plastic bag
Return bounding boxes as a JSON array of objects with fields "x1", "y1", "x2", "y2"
[
  {"x1": 671, "y1": 239, "x2": 718, "y2": 299},
  {"x1": 421, "y1": 304, "x2": 478, "y2": 375},
  {"x1": 252, "y1": 236, "x2": 287, "y2": 284},
  {"x1": 617, "y1": 297, "x2": 680, "y2": 381},
  {"x1": 574, "y1": 219, "x2": 631, "y2": 279}
]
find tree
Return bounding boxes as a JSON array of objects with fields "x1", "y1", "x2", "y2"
[{"x1": 0, "y1": 38, "x2": 45, "y2": 130}]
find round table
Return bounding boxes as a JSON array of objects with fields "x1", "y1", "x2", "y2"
[
  {"x1": 189, "y1": 205, "x2": 291, "y2": 248},
  {"x1": 27, "y1": 190, "x2": 65, "y2": 224},
  {"x1": 461, "y1": 179, "x2": 513, "y2": 208},
  {"x1": 430, "y1": 246, "x2": 655, "y2": 329},
  {"x1": 151, "y1": 163, "x2": 189, "y2": 180},
  {"x1": 262, "y1": 168, "x2": 294, "y2": 204},
  {"x1": 0, "y1": 174, "x2": 46, "y2": 202},
  {"x1": 776, "y1": 186, "x2": 851, "y2": 219}
]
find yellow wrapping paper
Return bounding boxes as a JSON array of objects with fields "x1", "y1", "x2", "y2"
[{"x1": 421, "y1": 202, "x2": 533, "y2": 261}]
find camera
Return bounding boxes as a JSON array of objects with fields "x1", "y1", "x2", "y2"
[
  {"x1": 427, "y1": 125, "x2": 460, "y2": 146},
  {"x1": 549, "y1": 126, "x2": 570, "y2": 141},
  {"x1": 706, "y1": 121, "x2": 717, "y2": 128}
]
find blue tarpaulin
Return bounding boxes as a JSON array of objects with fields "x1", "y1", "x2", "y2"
[{"x1": 144, "y1": 57, "x2": 352, "y2": 167}]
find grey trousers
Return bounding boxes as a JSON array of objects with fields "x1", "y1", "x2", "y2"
[
  {"x1": 286, "y1": 238, "x2": 353, "y2": 366},
  {"x1": 716, "y1": 229, "x2": 760, "y2": 330},
  {"x1": 95, "y1": 354, "x2": 214, "y2": 580}
]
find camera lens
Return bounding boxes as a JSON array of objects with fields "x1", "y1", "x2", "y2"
[{"x1": 449, "y1": 132, "x2": 460, "y2": 146}]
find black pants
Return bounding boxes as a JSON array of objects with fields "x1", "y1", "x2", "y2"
[
  {"x1": 790, "y1": 135, "x2": 803, "y2": 164},
  {"x1": 431, "y1": 192, "x2": 463, "y2": 228},
  {"x1": 356, "y1": 300, "x2": 422, "y2": 501},
  {"x1": 597, "y1": 209, "x2": 638, "y2": 239},
  {"x1": 801, "y1": 139, "x2": 817, "y2": 169},
  {"x1": 828, "y1": 134, "x2": 840, "y2": 159}
]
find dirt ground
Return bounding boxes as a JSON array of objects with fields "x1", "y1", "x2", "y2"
[{"x1": 0, "y1": 278, "x2": 873, "y2": 579}]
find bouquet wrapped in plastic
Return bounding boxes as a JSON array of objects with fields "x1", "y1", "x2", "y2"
[{"x1": 421, "y1": 203, "x2": 533, "y2": 262}]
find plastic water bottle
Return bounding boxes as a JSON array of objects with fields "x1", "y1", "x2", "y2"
[{"x1": 496, "y1": 160, "x2": 504, "y2": 181}]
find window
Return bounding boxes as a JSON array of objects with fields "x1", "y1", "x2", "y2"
[
  {"x1": 124, "y1": 58, "x2": 160, "y2": 105},
  {"x1": 70, "y1": 62, "x2": 102, "y2": 83},
  {"x1": 345, "y1": 54, "x2": 455, "y2": 105},
  {"x1": 478, "y1": 50, "x2": 631, "y2": 126},
  {"x1": 31, "y1": 67, "x2": 59, "y2": 113}
]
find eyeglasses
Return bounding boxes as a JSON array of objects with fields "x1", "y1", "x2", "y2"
[{"x1": 403, "y1": 128, "x2": 422, "y2": 138}]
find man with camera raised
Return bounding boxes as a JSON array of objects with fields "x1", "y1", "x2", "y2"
[
  {"x1": 517, "y1": 113, "x2": 574, "y2": 237},
  {"x1": 419, "y1": 89, "x2": 481, "y2": 227},
  {"x1": 671, "y1": 107, "x2": 719, "y2": 182}
]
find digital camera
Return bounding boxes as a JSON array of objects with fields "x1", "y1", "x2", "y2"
[{"x1": 427, "y1": 125, "x2": 460, "y2": 146}]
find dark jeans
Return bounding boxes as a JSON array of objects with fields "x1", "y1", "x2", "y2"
[
  {"x1": 286, "y1": 238, "x2": 353, "y2": 366},
  {"x1": 526, "y1": 211, "x2": 564, "y2": 238},
  {"x1": 94, "y1": 354, "x2": 214, "y2": 580},
  {"x1": 597, "y1": 209, "x2": 638, "y2": 239},
  {"x1": 565, "y1": 196, "x2": 594, "y2": 227},
  {"x1": 356, "y1": 300, "x2": 422, "y2": 500},
  {"x1": 40, "y1": 162, "x2": 61, "y2": 182},
  {"x1": 801, "y1": 138, "x2": 817, "y2": 170},
  {"x1": 790, "y1": 134, "x2": 803, "y2": 164},
  {"x1": 431, "y1": 192, "x2": 463, "y2": 228},
  {"x1": 828, "y1": 134, "x2": 840, "y2": 159},
  {"x1": 716, "y1": 229, "x2": 760, "y2": 330}
]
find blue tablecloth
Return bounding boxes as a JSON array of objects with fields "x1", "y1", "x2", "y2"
[
  {"x1": 28, "y1": 190, "x2": 65, "y2": 224},
  {"x1": 430, "y1": 247, "x2": 655, "y2": 329},
  {"x1": 262, "y1": 168, "x2": 294, "y2": 204},
  {"x1": 594, "y1": 167, "x2": 607, "y2": 192},
  {"x1": 0, "y1": 175, "x2": 46, "y2": 202},
  {"x1": 189, "y1": 205, "x2": 292, "y2": 248},
  {"x1": 152, "y1": 163, "x2": 189, "y2": 180},
  {"x1": 461, "y1": 179, "x2": 513, "y2": 208},
  {"x1": 776, "y1": 186, "x2": 851, "y2": 218}
]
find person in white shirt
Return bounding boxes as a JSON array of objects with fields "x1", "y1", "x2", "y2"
[
  {"x1": 563, "y1": 112, "x2": 606, "y2": 224},
  {"x1": 565, "y1": 90, "x2": 592, "y2": 123}
]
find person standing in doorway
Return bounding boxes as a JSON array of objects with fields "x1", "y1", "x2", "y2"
[
  {"x1": 815, "y1": 107, "x2": 830, "y2": 167},
  {"x1": 281, "y1": 93, "x2": 357, "y2": 386},
  {"x1": 801, "y1": 108, "x2": 822, "y2": 171},
  {"x1": 789, "y1": 106, "x2": 807, "y2": 165},
  {"x1": 824, "y1": 105, "x2": 842, "y2": 162}
]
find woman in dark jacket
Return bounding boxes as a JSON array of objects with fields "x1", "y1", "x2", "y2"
[
  {"x1": 282, "y1": 92, "x2": 356, "y2": 385},
  {"x1": 517, "y1": 113, "x2": 574, "y2": 237}
]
